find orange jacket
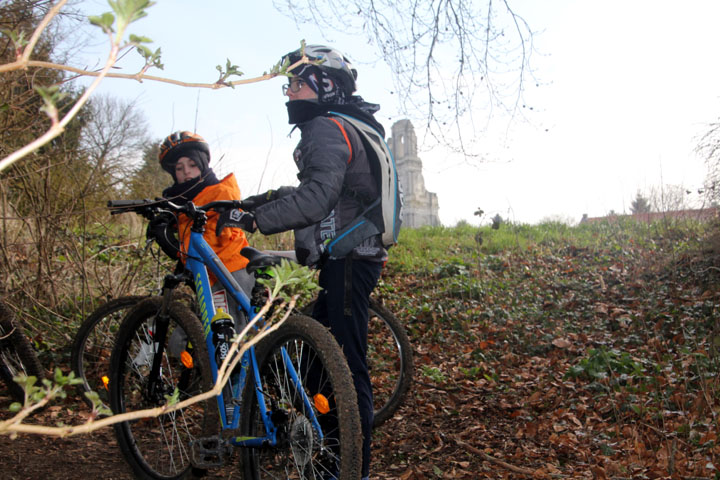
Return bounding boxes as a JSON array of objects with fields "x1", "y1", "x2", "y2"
[{"x1": 176, "y1": 173, "x2": 249, "y2": 284}]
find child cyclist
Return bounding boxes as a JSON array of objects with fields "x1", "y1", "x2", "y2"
[{"x1": 147, "y1": 131, "x2": 254, "y2": 325}]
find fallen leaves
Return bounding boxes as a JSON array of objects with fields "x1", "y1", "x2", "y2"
[
  {"x1": 373, "y1": 229, "x2": 720, "y2": 478},
  {"x1": 551, "y1": 337, "x2": 572, "y2": 349}
]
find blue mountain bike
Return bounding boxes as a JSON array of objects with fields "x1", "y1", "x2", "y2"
[{"x1": 107, "y1": 199, "x2": 361, "y2": 480}]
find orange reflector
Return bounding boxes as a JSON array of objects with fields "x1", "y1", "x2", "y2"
[
  {"x1": 102, "y1": 375, "x2": 109, "y2": 391},
  {"x1": 181, "y1": 351, "x2": 194, "y2": 369},
  {"x1": 313, "y1": 393, "x2": 330, "y2": 414}
]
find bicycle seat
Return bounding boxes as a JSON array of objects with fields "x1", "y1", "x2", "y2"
[{"x1": 241, "y1": 246, "x2": 288, "y2": 274}]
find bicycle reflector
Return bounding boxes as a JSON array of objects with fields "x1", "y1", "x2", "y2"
[
  {"x1": 181, "y1": 351, "x2": 194, "y2": 369},
  {"x1": 102, "y1": 375, "x2": 109, "y2": 391},
  {"x1": 313, "y1": 393, "x2": 330, "y2": 414}
]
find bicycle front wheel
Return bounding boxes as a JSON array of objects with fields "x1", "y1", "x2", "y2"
[
  {"x1": 71, "y1": 295, "x2": 143, "y2": 410},
  {"x1": 240, "y1": 314, "x2": 362, "y2": 480},
  {"x1": 0, "y1": 302, "x2": 44, "y2": 402},
  {"x1": 109, "y1": 297, "x2": 217, "y2": 480}
]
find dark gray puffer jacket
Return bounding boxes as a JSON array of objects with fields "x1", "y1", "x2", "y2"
[{"x1": 253, "y1": 114, "x2": 387, "y2": 266}]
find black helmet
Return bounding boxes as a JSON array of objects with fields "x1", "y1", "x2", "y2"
[
  {"x1": 158, "y1": 131, "x2": 210, "y2": 177},
  {"x1": 282, "y1": 44, "x2": 358, "y2": 97}
]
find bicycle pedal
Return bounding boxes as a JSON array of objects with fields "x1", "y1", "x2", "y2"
[{"x1": 190, "y1": 435, "x2": 232, "y2": 468}]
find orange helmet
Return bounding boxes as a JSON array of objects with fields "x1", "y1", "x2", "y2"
[{"x1": 158, "y1": 131, "x2": 210, "y2": 175}]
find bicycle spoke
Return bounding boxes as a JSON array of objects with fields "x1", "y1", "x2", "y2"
[
  {"x1": 241, "y1": 315, "x2": 361, "y2": 480},
  {"x1": 71, "y1": 296, "x2": 141, "y2": 411}
]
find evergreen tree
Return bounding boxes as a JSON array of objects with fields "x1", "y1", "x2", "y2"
[{"x1": 630, "y1": 191, "x2": 651, "y2": 214}]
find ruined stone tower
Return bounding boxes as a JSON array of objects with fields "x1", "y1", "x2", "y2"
[{"x1": 387, "y1": 119, "x2": 441, "y2": 228}]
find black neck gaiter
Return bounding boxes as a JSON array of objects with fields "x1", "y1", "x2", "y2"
[
  {"x1": 162, "y1": 169, "x2": 219, "y2": 204},
  {"x1": 286, "y1": 98, "x2": 385, "y2": 137}
]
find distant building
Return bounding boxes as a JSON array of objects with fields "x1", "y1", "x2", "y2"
[{"x1": 387, "y1": 119, "x2": 441, "y2": 228}]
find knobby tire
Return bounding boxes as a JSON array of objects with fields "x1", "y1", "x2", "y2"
[
  {"x1": 71, "y1": 295, "x2": 145, "y2": 410},
  {"x1": 366, "y1": 300, "x2": 414, "y2": 427},
  {"x1": 109, "y1": 297, "x2": 217, "y2": 480},
  {"x1": 240, "y1": 314, "x2": 362, "y2": 480}
]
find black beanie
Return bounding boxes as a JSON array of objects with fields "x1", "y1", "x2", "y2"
[{"x1": 161, "y1": 146, "x2": 210, "y2": 183}]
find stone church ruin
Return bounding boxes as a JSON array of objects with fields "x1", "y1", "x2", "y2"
[{"x1": 387, "y1": 119, "x2": 441, "y2": 228}]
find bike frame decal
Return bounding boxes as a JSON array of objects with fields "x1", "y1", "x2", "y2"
[{"x1": 193, "y1": 271, "x2": 212, "y2": 339}]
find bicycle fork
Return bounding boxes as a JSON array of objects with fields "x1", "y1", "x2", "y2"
[
  {"x1": 228, "y1": 345, "x2": 324, "y2": 449},
  {"x1": 146, "y1": 272, "x2": 188, "y2": 402}
]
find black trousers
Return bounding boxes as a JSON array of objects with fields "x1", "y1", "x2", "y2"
[{"x1": 312, "y1": 257, "x2": 382, "y2": 477}]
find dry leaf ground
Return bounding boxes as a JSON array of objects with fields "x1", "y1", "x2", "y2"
[{"x1": 2, "y1": 221, "x2": 720, "y2": 479}]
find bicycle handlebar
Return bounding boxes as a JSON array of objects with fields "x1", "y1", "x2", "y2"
[
  {"x1": 107, "y1": 199, "x2": 155, "y2": 212},
  {"x1": 107, "y1": 198, "x2": 247, "y2": 221}
]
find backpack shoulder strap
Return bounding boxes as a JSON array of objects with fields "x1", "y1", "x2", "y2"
[{"x1": 326, "y1": 116, "x2": 353, "y2": 164}]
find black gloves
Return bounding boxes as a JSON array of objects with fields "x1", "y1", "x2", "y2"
[
  {"x1": 241, "y1": 187, "x2": 293, "y2": 211},
  {"x1": 216, "y1": 209, "x2": 256, "y2": 237},
  {"x1": 241, "y1": 190, "x2": 277, "y2": 211},
  {"x1": 146, "y1": 212, "x2": 180, "y2": 259}
]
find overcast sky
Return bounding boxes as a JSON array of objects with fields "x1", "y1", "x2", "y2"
[{"x1": 75, "y1": 0, "x2": 720, "y2": 225}]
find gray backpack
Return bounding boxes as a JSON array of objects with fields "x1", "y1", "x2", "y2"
[{"x1": 323, "y1": 112, "x2": 403, "y2": 258}]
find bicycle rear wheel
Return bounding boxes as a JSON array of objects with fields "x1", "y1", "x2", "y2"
[
  {"x1": 302, "y1": 297, "x2": 414, "y2": 428},
  {"x1": 367, "y1": 299, "x2": 414, "y2": 427},
  {"x1": 109, "y1": 297, "x2": 217, "y2": 480},
  {"x1": 71, "y1": 295, "x2": 143, "y2": 410},
  {"x1": 0, "y1": 302, "x2": 44, "y2": 402},
  {"x1": 240, "y1": 314, "x2": 362, "y2": 480}
]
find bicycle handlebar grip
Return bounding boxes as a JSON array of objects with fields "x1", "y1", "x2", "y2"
[
  {"x1": 107, "y1": 199, "x2": 153, "y2": 214},
  {"x1": 199, "y1": 199, "x2": 244, "y2": 213}
]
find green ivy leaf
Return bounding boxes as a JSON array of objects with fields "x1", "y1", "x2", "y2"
[{"x1": 97, "y1": 404, "x2": 113, "y2": 416}]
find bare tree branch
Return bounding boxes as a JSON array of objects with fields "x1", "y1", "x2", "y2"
[{"x1": 273, "y1": 0, "x2": 535, "y2": 155}]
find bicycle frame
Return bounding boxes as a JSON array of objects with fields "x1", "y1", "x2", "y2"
[{"x1": 167, "y1": 226, "x2": 323, "y2": 448}]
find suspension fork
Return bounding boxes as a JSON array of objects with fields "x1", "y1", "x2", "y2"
[
  {"x1": 280, "y1": 346, "x2": 325, "y2": 440},
  {"x1": 146, "y1": 271, "x2": 189, "y2": 401}
]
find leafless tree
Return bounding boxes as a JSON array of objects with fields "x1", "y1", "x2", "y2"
[
  {"x1": 646, "y1": 184, "x2": 696, "y2": 213},
  {"x1": 79, "y1": 93, "x2": 150, "y2": 196},
  {"x1": 273, "y1": 0, "x2": 535, "y2": 154},
  {"x1": 697, "y1": 117, "x2": 720, "y2": 204}
]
